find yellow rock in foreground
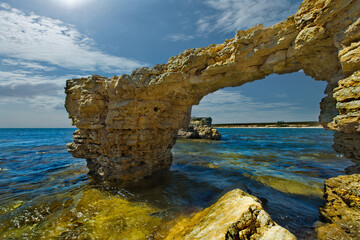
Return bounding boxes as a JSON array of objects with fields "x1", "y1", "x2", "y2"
[
  {"x1": 165, "y1": 189, "x2": 296, "y2": 240},
  {"x1": 317, "y1": 174, "x2": 360, "y2": 240}
]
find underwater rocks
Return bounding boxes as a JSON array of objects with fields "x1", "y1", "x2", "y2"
[
  {"x1": 177, "y1": 117, "x2": 221, "y2": 140},
  {"x1": 0, "y1": 188, "x2": 168, "y2": 239},
  {"x1": 65, "y1": 0, "x2": 360, "y2": 182},
  {"x1": 37, "y1": 189, "x2": 166, "y2": 239},
  {"x1": 164, "y1": 189, "x2": 296, "y2": 240},
  {"x1": 317, "y1": 174, "x2": 360, "y2": 239}
]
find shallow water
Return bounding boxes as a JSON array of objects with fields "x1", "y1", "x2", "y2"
[{"x1": 0, "y1": 128, "x2": 353, "y2": 239}]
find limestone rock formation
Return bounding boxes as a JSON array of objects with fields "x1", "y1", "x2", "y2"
[
  {"x1": 164, "y1": 189, "x2": 296, "y2": 240},
  {"x1": 329, "y1": 71, "x2": 360, "y2": 173},
  {"x1": 317, "y1": 174, "x2": 360, "y2": 240},
  {"x1": 65, "y1": 0, "x2": 360, "y2": 182},
  {"x1": 177, "y1": 117, "x2": 221, "y2": 140}
]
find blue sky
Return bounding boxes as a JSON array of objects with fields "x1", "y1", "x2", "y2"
[{"x1": 0, "y1": 0, "x2": 327, "y2": 127}]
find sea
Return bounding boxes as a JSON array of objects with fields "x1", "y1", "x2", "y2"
[{"x1": 0, "y1": 128, "x2": 353, "y2": 239}]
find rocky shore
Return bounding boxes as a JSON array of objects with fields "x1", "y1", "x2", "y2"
[
  {"x1": 177, "y1": 117, "x2": 221, "y2": 140},
  {"x1": 162, "y1": 174, "x2": 360, "y2": 240}
]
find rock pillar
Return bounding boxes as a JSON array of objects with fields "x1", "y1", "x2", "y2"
[{"x1": 65, "y1": 74, "x2": 194, "y2": 181}]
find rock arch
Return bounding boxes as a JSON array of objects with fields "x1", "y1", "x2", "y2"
[{"x1": 65, "y1": 0, "x2": 360, "y2": 182}]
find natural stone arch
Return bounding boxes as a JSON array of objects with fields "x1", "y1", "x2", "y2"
[
  {"x1": 65, "y1": 0, "x2": 360, "y2": 182},
  {"x1": 192, "y1": 71, "x2": 328, "y2": 124}
]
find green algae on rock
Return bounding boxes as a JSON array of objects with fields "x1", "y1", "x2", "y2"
[
  {"x1": 245, "y1": 174, "x2": 324, "y2": 197},
  {"x1": 0, "y1": 188, "x2": 170, "y2": 240},
  {"x1": 38, "y1": 189, "x2": 168, "y2": 239}
]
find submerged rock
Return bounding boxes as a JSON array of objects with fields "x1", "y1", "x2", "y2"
[
  {"x1": 317, "y1": 174, "x2": 360, "y2": 239},
  {"x1": 177, "y1": 117, "x2": 221, "y2": 140},
  {"x1": 2, "y1": 188, "x2": 167, "y2": 240},
  {"x1": 164, "y1": 189, "x2": 296, "y2": 240}
]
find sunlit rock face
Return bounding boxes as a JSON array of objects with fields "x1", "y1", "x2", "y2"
[
  {"x1": 317, "y1": 174, "x2": 360, "y2": 239},
  {"x1": 65, "y1": 0, "x2": 360, "y2": 182},
  {"x1": 164, "y1": 189, "x2": 296, "y2": 240}
]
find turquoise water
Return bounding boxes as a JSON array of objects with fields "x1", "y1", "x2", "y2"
[{"x1": 0, "y1": 128, "x2": 353, "y2": 239}]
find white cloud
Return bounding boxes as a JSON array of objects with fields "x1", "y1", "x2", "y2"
[
  {"x1": 0, "y1": 69, "x2": 84, "y2": 111},
  {"x1": 0, "y1": 82, "x2": 60, "y2": 97},
  {"x1": 0, "y1": 70, "x2": 78, "y2": 87},
  {"x1": 28, "y1": 95, "x2": 65, "y2": 111},
  {"x1": 195, "y1": 89, "x2": 295, "y2": 109},
  {"x1": 192, "y1": 88, "x2": 305, "y2": 123},
  {"x1": 0, "y1": 2, "x2": 10, "y2": 10},
  {"x1": 0, "y1": 90, "x2": 65, "y2": 111},
  {"x1": 0, "y1": 3, "x2": 144, "y2": 73},
  {"x1": 0, "y1": 94, "x2": 64, "y2": 111},
  {"x1": 198, "y1": 0, "x2": 300, "y2": 34},
  {"x1": 1, "y1": 58, "x2": 56, "y2": 71},
  {"x1": 167, "y1": 33, "x2": 195, "y2": 42}
]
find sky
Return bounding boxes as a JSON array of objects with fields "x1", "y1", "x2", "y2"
[{"x1": 0, "y1": 0, "x2": 328, "y2": 127}]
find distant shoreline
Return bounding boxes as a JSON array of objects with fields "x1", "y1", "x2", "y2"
[
  {"x1": 212, "y1": 121, "x2": 322, "y2": 129},
  {"x1": 215, "y1": 126, "x2": 323, "y2": 129}
]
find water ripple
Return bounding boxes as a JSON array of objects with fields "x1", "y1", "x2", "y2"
[{"x1": 0, "y1": 128, "x2": 353, "y2": 239}]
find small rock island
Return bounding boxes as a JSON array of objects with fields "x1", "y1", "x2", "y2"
[{"x1": 177, "y1": 117, "x2": 221, "y2": 140}]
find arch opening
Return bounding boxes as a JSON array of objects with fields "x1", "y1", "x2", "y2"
[{"x1": 192, "y1": 71, "x2": 328, "y2": 124}]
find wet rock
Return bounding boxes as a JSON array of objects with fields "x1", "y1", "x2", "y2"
[
  {"x1": 317, "y1": 174, "x2": 360, "y2": 239},
  {"x1": 164, "y1": 189, "x2": 296, "y2": 240}
]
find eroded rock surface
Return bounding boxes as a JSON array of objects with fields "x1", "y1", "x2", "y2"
[
  {"x1": 317, "y1": 174, "x2": 360, "y2": 240},
  {"x1": 65, "y1": 0, "x2": 360, "y2": 181},
  {"x1": 330, "y1": 71, "x2": 360, "y2": 172},
  {"x1": 177, "y1": 117, "x2": 221, "y2": 140},
  {"x1": 164, "y1": 189, "x2": 296, "y2": 240}
]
